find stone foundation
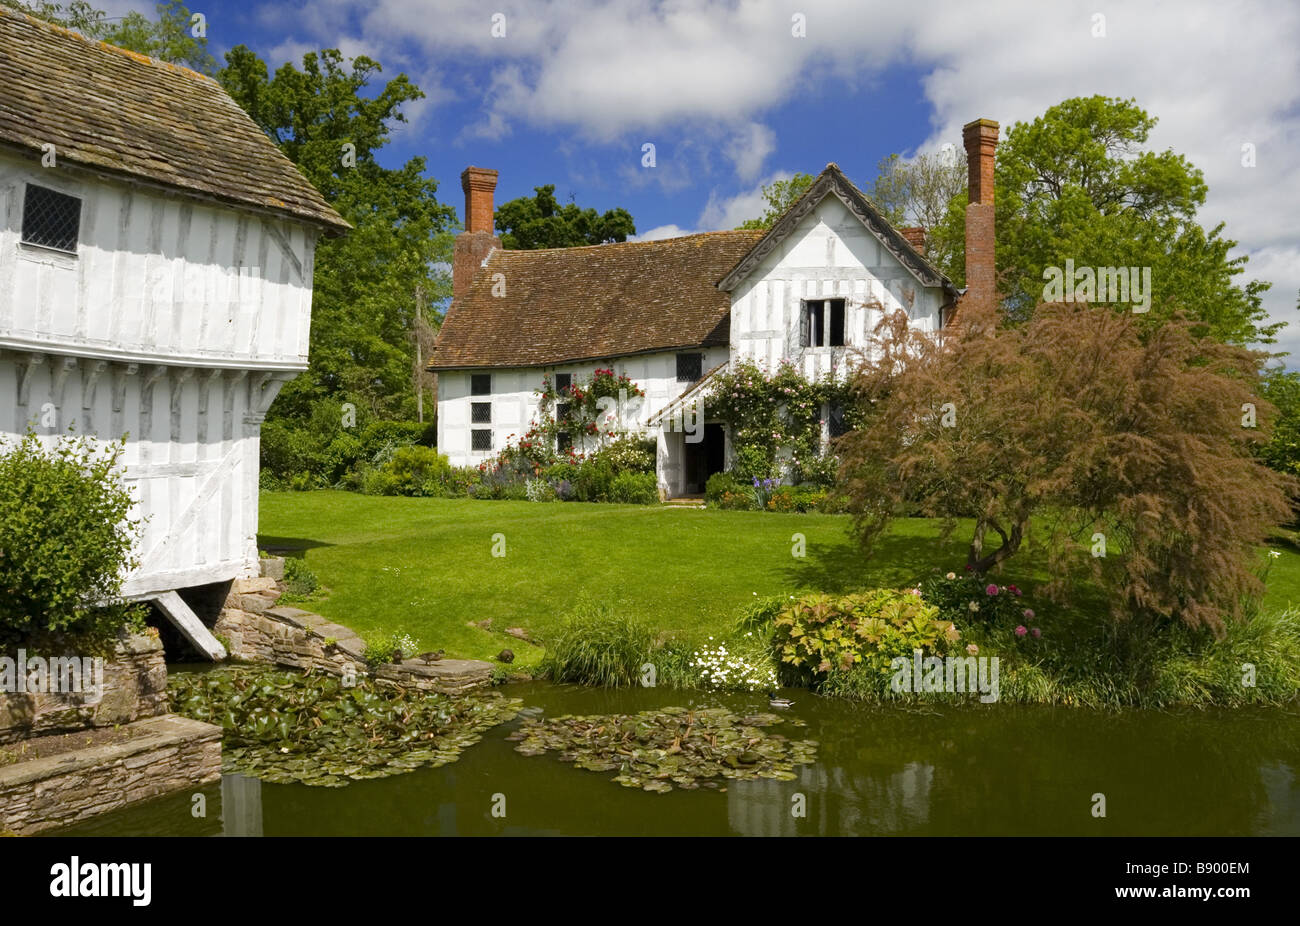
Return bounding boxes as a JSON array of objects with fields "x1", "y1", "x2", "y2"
[
  {"x1": 0, "y1": 714, "x2": 221, "y2": 835},
  {"x1": 0, "y1": 631, "x2": 168, "y2": 744},
  {"x1": 216, "y1": 575, "x2": 494, "y2": 694}
]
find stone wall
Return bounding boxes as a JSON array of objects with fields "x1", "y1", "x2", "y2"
[
  {"x1": 0, "y1": 714, "x2": 221, "y2": 835},
  {"x1": 216, "y1": 577, "x2": 494, "y2": 694},
  {"x1": 0, "y1": 631, "x2": 168, "y2": 744}
]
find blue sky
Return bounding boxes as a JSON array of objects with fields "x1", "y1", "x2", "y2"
[{"x1": 103, "y1": 0, "x2": 1300, "y2": 352}]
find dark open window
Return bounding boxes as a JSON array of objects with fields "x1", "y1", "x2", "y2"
[
  {"x1": 470, "y1": 373, "x2": 491, "y2": 396},
  {"x1": 557, "y1": 431, "x2": 572, "y2": 453},
  {"x1": 554, "y1": 373, "x2": 572, "y2": 393},
  {"x1": 471, "y1": 429, "x2": 492, "y2": 451},
  {"x1": 828, "y1": 402, "x2": 849, "y2": 438},
  {"x1": 801, "y1": 299, "x2": 846, "y2": 348},
  {"x1": 471, "y1": 402, "x2": 491, "y2": 424},
  {"x1": 21, "y1": 184, "x2": 81, "y2": 253},
  {"x1": 676, "y1": 353, "x2": 703, "y2": 383}
]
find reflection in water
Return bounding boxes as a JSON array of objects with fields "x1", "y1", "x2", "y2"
[
  {"x1": 45, "y1": 682, "x2": 1300, "y2": 837},
  {"x1": 222, "y1": 774, "x2": 262, "y2": 837}
]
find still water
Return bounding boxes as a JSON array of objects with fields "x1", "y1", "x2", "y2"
[{"x1": 48, "y1": 682, "x2": 1300, "y2": 836}]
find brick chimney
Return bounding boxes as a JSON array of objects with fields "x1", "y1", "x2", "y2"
[
  {"x1": 453, "y1": 166, "x2": 500, "y2": 303},
  {"x1": 961, "y1": 118, "x2": 998, "y2": 312},
  {"x1": 898, "y1": 226, "x2": 927, "y2": 255}
]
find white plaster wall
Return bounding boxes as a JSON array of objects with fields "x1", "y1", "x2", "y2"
[
  {"x1": 0, "y1": 153, "x2": 319, "y2": 370},
  {"x1": 729, "y1": 194, "x2": 945, "y2": 381},
  {"x1": 437, "y1": 346, "x2": 727, "y2": 481}
]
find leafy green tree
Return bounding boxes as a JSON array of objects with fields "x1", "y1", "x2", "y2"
[
  {"x1": 494, "y1": 185, "x2": 634, "y2": 249},
  {"x1": 218, "y1": 45, "x2": 456, "y2": 424},
  {"x1": 929, "y1": 96, "x2": 1278, "y2": 345},
  {"x1": 737, "y1": 173, "x2": 814, "y2": 229}
]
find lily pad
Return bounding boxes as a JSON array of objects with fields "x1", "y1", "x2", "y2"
[{"x1": 511, "y1": 706, "x2": 818, "y2": 793}]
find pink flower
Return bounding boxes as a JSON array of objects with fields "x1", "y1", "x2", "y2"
[
  {"x1": 1015, "y1": 625, "x2": 1028, "y2": 637},
  {"x1": 1031, "y1": 628, "x2": 1042, "y2": 638},
  {"x1": 985, "y1": 584, "x2": 998, "y2": 596},
  {"x1": 1023, "y1": 609, "x2": 1035, "y2": 620}
]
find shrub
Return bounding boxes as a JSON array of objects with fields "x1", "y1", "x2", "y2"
[
  {"x1": 282, "y1": 558, "x2": 319, "y2": 600},
  {"x1": 609, "y1": 471, "x2": 659, "y2": 504},
  {"x1": 540, "y1": 597, "x2": 658, "y2": 687},
  {"x1": 767, "y1": 589, "x2": 960, "y2": 682},
  {"x1": 590, "y1": 436, "x2": 656, "y2": 474},
  {"x1": 526, "y1": 478, "x2": 557, "y2": 502},
  {"x1": 373, "y1": 445, "x2": 452, "y2": 496},
  {"x1": 920, "y1": 571, "x2": 1039, "y2": 633},
  {"x1": 0, "y1": 431, "x2": 141, "y2": 646},
  {"x1": 705, "y1": 471, "x2": 741, "y2": 505},
  {"x1": 572, "y1": 459, "x2": 617, "y2": 502},
  {"x1": 361, "y1": 630, "x2": 421, "y2": 667},
  {"x1": 718, "y1": 488, "x2": 759, "y2": 510}
]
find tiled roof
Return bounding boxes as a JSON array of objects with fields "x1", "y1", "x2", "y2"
[
  {"x1": 429, "y1": 230, "x2": 765, "y2": 370},
  {"x1": 0, "y1": 9, "x2": 348, "y2": 232}
]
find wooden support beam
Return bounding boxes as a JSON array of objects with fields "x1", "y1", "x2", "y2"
[{"x1": 150, "y1": 589, "x2": 227, "y2": 661}]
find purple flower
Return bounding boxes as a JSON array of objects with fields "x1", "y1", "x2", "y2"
[
  {"x1": 1015, "y1": 625, "x2": 1028, "y2": 637},
  {"x1": 753, "y1": 477, "x2": 760, "y2": 488},
  {"x1": 1023, "y1": 608, "x2": 1035, "y2": 620},
  {"x1": 985, "y1": 584, "x2": 998, "y2": 596}
]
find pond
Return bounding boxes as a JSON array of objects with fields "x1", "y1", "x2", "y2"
[{"x1": 46, "y1": 681, "x2": 1300, "y2": 836}]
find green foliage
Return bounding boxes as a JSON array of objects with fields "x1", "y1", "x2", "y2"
[
  {"x1": 1259, "y1": 366, "x2": 1300, "y2": 492},
  {"x1": 767, "y1": 590, "x2": 960, "y2": 680},
  {"x1": 539, "y1": 598, "x2": 659, "y2": 687},
  {"x1": 281, "y1": 557, "x2": 319, "y2": 601},
  {"x1": 495, "y1": 184, "x2": 635, "y2": 249},
  {"x1": 360, "y1": 630, "x2": 420, "y2": 667},
  {"x1": 705, "y1": 358, "x2": 852, "y2": 484},
  {"x1": 737, "y1": 173, "x2": 815, "y2": 229},
  {"x1": 609, "y1": 471, "x2": 659, "y2": 504},
  {"x1": 0, "y1": 431, "x2": 140, "y2": 645},
  {"x1": 370, "y1": 446, "x2": 453, "y2": 497},
  {"x1": 919, "y1": 571, "x2": 1038, "y2": 631}
]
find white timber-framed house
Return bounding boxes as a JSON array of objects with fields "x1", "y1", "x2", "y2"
[
  {"x1": 0, "y1": 11, "x2": 349, "y2": 646},
  {"x1": 431, "y1": 122, "x2": 1000, "y2": 499}
]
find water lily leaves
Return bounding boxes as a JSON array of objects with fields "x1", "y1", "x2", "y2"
[
  {"x1": 168, "y1": 665, "x2": 521, "y2": 787},
  {"x1": 512, "y1": 706, "x2": 817, "y2": 793}
]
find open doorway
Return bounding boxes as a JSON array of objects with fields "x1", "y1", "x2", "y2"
[{"x1": 683, "y1": 423, "x2": 726, "y2": 495}]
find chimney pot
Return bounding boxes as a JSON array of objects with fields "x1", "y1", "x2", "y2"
[{"x1": 461, "y1": 166, "x2": 499, "y2": 235}]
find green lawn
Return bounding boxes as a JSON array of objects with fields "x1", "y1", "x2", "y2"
[{"x1": 258, "y1": 491, "x2": 1300, "y2": 667}]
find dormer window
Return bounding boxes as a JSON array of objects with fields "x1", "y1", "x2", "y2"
[
  {"x1": 21, "y1": 184, "x2": 81, "y2": 254},
  {"x1": 801, "y1": 298, "x2": 846, "y2": 348}
]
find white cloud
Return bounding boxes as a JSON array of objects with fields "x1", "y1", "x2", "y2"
[
  {"x1": 724, "y1": 122, "x2": 777, "y2": 182},
  {"x1": 697, "y1": 171, "x2": 793, "y2": 230},
  {"x1": 633, "y1": 223, "x2": 696, "y2": 241}
]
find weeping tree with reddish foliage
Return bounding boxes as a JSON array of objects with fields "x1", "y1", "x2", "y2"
[{"x1": 837, "y1": 301, "x2": 1297, "y2": 631}]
